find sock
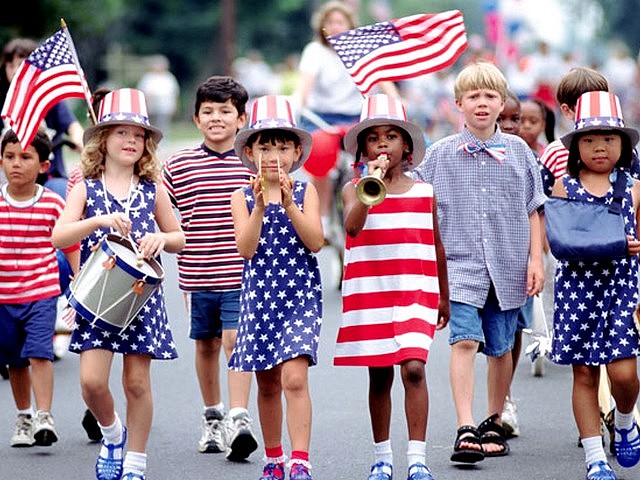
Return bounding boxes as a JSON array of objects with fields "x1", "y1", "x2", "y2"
[
  {"x1": 615, "y1": 409, "x2": 639, "y2": 442},
  {"x1": 407, "y1": 440, "x2": 426, "y2": 467},
  {"x1": 123, "y1": 451, "x2": 147, "y2": 475},
  {"x1": 204, "y1": 403, "x2": 225, "y2": 419},
  {"x1": 99, "y1": 413, "x2": 123, "y2": 445},
  {"x1": 374, "y1": 439, "x2": 393, "y2": 465},
  {"x1": 228, "y1": 407, "x2": 248, "y2": 419},
  {"x1": 265, "y1": 445, "x2": 285, "y2": 464},
  {"x1": 582, "y1": 436, "x2": 607, "y2": 465},
  {"x1": 17, "y1": 407, "x2": 34, "y2": 417}
]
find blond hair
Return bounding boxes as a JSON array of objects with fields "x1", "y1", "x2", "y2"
[
  {"x1": 454, "y1": 62, "x2": 508, "y2": 102},
  {"x1": 311, "y1": 1, "x2": 357, "y2": 47},
  {"x1": 81, "y1": 126, "x2": 161, "y2": 182}
]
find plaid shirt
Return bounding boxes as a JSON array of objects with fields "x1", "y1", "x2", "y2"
[{"x1": 412, "y1": 127, "x2": 545, "y2": 310}]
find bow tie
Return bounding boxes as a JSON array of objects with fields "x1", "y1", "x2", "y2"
[{"x1": 458, "y1": 142, "x2": 506, "y2": 163}]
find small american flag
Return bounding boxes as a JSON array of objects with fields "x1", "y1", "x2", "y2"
[
  {"x1": 327, "y1": 10, "x2": 467, "y2": 95},
  {"x1": 1, "y1": 27, "x2": 92, "y2": 149}
]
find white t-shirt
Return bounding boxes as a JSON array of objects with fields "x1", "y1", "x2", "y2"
[
  {"x1": 298, "y1": 41, "x2": 363, "y2": 115},
  {"x1": 137, "y1": 71, "x2": 180, "y2": 116}
]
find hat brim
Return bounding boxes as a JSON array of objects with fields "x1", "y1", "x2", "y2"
[
  {"x1": 234, "y1": 126, "x2": 313, "y2": 173},
  {"x1": 561, "y1": 125, "x2": 639, "y2": 150},
  {"x1": 344, "y1": 118, "x2": 426, "y2": 170},
  {"x1": 83, "y1": 120, "x2": 163, "y2": 145}
]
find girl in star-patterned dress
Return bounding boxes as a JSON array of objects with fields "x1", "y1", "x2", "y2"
[
  {"x1": 230, "y1": 95, "x2": 323, "y2": 480},
  {"x1": 52, "y1": 88, "x2": 184, "y2": 480},
  {"x1": 549, "y1": 91, "x2": 640, "y2": 479}
]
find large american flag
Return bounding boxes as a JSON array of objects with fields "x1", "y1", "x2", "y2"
[
  {"x1": 327, "y1": 10, "x2": 467, "y2": 95},
  {"x1": 1, "y1": 27, "x2": 92, "y2": 149}
]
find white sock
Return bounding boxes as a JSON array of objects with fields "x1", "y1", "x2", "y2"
[
  {"x1": 204, "y1": 403, "x2": 224, "y2": 415},
  {"x1": 407, "y1": 440, "x2": 426, "y2": 467},
  {"x1": 228, "y1": 407, "x2": 248, "y2": 419},
  {"x1": 582, "y1": 436, "x2": 607, "y2": 465},
  {"x1": 374, "y1": 439, "x2": 393, "y2": 465},
  {"x1": 123, "y1": 451, "x2": 147, "y2": 475},
  {"x1": 17, "y1": 407, "x2": 34, "y2": 417},
  {"x1": 99, "y1": 412, "x2": 123, "y2": 445},
  {"x1": 615, "y1": 409, "x2": 639, "y2": 442}
]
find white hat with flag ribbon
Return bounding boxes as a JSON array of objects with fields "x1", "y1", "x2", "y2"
[
  {"x1": 561, "y1": 91, "x2": 639, "y2": 148},
  {"x1": 83, "y1": 88, "x2": 163, "y2": 144},
  {"x1": 234, "y1": 94, "x2": 312, "y2": 173},
  {"x1": 344, "y1": 93, "x2": 426, "y2": 169}
]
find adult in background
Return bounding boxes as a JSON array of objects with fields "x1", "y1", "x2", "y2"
[{"x1": 136, "y1": 54, "x2": 180, "y2": 139}]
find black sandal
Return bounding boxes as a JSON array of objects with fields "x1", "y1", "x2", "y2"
[
  {"x1": 478, "y1": 413, "x2": 510, "y2": 457},
  {"x1": 450, "y1": 425, "x2": 485, "y2": 463}
]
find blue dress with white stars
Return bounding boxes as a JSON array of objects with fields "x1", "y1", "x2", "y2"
[
  {"x1": 68, "y1": 178, "x2": 178, "y2": 360},
  {"x1": 229, "y1": 180, "x2": 323, "y2": 372},
  {"x1": 551, "y1": 172, "x2": 640, "y2": 366}
]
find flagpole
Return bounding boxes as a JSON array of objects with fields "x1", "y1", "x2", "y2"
[{"x1": 61, "y1": 18, "x2": 97, "y2": 125}]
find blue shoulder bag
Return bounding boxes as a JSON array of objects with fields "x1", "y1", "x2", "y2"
[{"x1": 544, "y1": 170, "x2": 629, "y2": 261}]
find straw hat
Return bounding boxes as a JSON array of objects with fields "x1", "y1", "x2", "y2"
[
  {"x1": 234, "y1": 95, "x2": 312, "y2": 173},
  {"x1": 344, "y1": 94, "x2": 426, "y2": 169},
  {"x1": 83, "y1": 88, "x2": 163, "y2": 145}
]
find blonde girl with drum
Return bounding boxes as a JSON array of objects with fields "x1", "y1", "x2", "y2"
[{"x1": 52, "y1": 88, "x2": 184, "y2": 480}]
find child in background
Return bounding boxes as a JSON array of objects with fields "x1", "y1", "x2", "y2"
[
  {"x1": 550, "y1": 91, "x2": 640, "y2": 480},
  {"x1": 334, "y1": 94, "x2": 449, "y2": 480},
  {"x1": 52, "y1": 88, "x2": 184, "y2": 480},
  {"x1": 497, "y1": 91, "x2": 521, "y2": 136},
  {"x1": 163, "y1": 76, "x2": 258, "y2": 461},
  {"x1": 412, "y1": 62, "x2": 546, "y2": 464},
  {"x1": 0, "y1": 129, "x2": 79, "y2": 448},
  {"x1": 230, "y1": 94, "x2": 324, "y2": 480},
  {"x1": 520, "y1": 98, "x2": 553, "y2": 157}
]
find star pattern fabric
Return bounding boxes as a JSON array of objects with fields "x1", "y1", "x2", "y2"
[
  {"x1": 69, "y1": 178, "x2": 178, "y2": 360},
  {"x1": 229, "y1": 181, "x2": 322, "y2": 372},
  {"x1": 550, "y1": 174, "x2": 640, "y2": 365}
]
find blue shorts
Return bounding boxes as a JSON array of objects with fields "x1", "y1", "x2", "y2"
[
  {"x1": 189, "y1": 290, "x2": 240, "y2": 340},
  {"x1": 517, "y1": 295, "x2": 534, "y2": 331},
  {"x1": 448, "y1": 287, "x2": 519, "y2": 357},
  {"x1": 0, "y1": 297, "x2": 57, "y2": 366}
]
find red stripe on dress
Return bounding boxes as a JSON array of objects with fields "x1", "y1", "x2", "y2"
[
  {"x1": 345, "y1": 228, "x2": 434, "y2": 248},
  {"x1": 343, "y1": 290, "x2": 440, "y2": 311},
  {"x1": 334, "y1": 347, "x2": 429, "y2": 367},
  {"x1": 342, "y1": 258, "x2": 437, "y2": 280},
  {"x1": 336, "y1": 317, "x2": 436, "y2": 342}
]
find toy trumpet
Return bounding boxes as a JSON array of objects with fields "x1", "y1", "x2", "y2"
[{"x1": 356, "y1": 153, "x2": 387, "y2": 206}]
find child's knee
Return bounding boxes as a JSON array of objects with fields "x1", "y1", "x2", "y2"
[{"x1": 401, "y1": 361, "x2": 426, "y2": 385}]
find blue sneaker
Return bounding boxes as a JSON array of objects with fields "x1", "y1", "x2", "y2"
[
  {"x1": 121, "y1": 474, "x2": 145, "y2": 480},
  {"x1": 614, "y1": 422, "x2": 640, "y2": 468},
  {"x1": 289, "y1": 463, "x2": 312, "y2": 480},
  {"x1": 95, "y1": 426, "x2": 127, "y2": 480},
  {"x1": 586, "y1": 460, "x2": 618, "y2": 480},
  {"x1": 407, "y1": 463, "x2": 435, "y2": 480},
  {"x1": 259, "y1": 462, "x2": 285, "y2": 480},
  {"x1": 368, "y1": 461, "x2": 392, "y2": 480}
]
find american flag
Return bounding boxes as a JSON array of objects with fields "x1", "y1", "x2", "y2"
[
  {"x1": 1, "y1": 27, "x2": 93, "y2": 149},
  {"x1": 327, "y1": 10, "x2": 467, "y2": 95}
]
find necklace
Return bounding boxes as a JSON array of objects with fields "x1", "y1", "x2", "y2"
[
  {"x1": 101, "y1": 172, "x2": 136, "y2": 228},
  {"x1": 1, "y1": 184, "x2": 40, "y2": 270}
]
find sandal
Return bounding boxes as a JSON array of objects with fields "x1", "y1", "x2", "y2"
[
  {"x1": 121, "y1": 474, "x2": 145, "y2": 480},
  {"x1": 95, "y1": 426, "x2": 127, "y2": 480},
  {"x1": 478, "y1": 413, "x2": 510, "y2": 457},
  {"x1": 450, "y1": 425, "x2": 484, "y2": 463},
  {"x1": 614, "y1": 421, "x2": 640, "y2": 468},
  {"x1": 586, "y1": 460, "x2": 618, "y2": 480}
]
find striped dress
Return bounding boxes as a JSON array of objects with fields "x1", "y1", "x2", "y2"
[{"x1": 334, "y1": 182, "x2": 440, "y2": 367}]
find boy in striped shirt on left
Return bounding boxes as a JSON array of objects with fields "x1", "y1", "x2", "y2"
[{"x1": 0, "y1": 128, "x2": 79, "y2": 448}]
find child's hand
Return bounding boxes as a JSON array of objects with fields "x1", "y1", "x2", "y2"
[
  {"x1": 102, "y1": 213, "x2": 132, "y2": 236},
  {"x1": 250, "y1": 176, "x2": 265, "y2": 209},
  {"x1": 136, "y1": 232, "x2": 166, "y2": 259},
  {"x1": 627, "y1": 235, "x2": 640, "y2": 255},
  {"x1": 366, "y1": 153, "x2": 390, "y2": 176},
  {"x1": 280, "y1": 173, "x2": 294, "y2": 208},
  {"x1": 436, "y1": 298, "x2": 450, "y2": 330}
]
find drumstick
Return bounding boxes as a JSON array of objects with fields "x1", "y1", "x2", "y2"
[
  {"x1": 259, "y1": 153, "x2": 265, "y2": 192},
  {"x1": 127, "y1": 233, "x2": 144, "y2": 267}
]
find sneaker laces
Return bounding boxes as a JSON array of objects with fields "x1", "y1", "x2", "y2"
[{"x1": 15, "y1": 415, "x2": 32, "y2": 434}]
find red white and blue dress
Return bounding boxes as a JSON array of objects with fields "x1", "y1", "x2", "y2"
[
  {"x1": 550, "y1": 173, "x2": 640, "y2": 365},
  {"x1": 68, "y1": 178, "x2": 178, "y2": 360},
  {"x1": 229, "y1": 181, "x2": 323, "y2": 371},
  {"x1": 335, "y1": 182, "x2": 441, "y2": 367}
]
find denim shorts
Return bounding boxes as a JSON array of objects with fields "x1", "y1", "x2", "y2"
[
  {"x1": 448, "y1": 287, "x2": 519, "y2": 357},
  {"x1": 517, "y1": 295, "x2": 534, "y2": 331},
  {"x1": 0, "y1": 297, "x2": 57, "y2": 366},
  {"x1": 189, "y1": 290, "x2": 240, "y2": 340}
]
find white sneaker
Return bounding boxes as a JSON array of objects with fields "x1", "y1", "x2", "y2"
[
  {"x1": 223, "y1": 410, "x2": 258, "y2": 461},
  {"x1": 198, "y1": 409, "x2": 226, "y2": 453},
  {"x1": 33, "y1": 410, "x2": 58, "y2": 446},
  {"x1": 531, "y1": 356, "x2": 545, "y2": 377},
  {"x1": 501, "y1": 396, "x2": 520, "y2": 438},
  {"x1": 10, "y1": 414, "x2": 35, "y2": 447}
]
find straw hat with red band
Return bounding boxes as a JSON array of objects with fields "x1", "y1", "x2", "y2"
[
  {"x1": 344, "y1": 94, "x2": 426, "y2": 170},
  {"x1": 561, "y1": 91, "x2": 639, "y2": 149},
  {"x1": 83, "y1": 88, "x2": 163, "y2": 145},
  {"x1": 234, "y1": 95, "x2": 312, "y2": 173}
]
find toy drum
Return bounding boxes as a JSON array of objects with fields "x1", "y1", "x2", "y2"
[{"x1": 67, "y1": 234, "x2": 164, "y2": 334}]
